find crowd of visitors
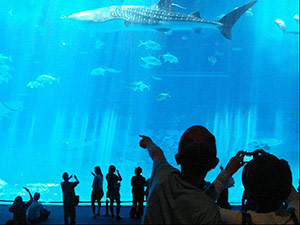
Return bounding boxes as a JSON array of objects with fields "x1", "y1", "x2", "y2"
[{"x1": 6, "y1": 125, "x2": 299, "y2": 225}]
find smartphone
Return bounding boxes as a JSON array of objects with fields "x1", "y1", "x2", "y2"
[{"x1": 243, "y1": 155, "x2": 253, "y2": 162}]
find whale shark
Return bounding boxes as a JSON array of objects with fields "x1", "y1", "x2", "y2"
[{"x1": 68, "y1": 0, "x2": 256, "y2": 39}]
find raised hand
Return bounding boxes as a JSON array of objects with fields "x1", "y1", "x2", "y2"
[
  {"x1": 225, "y1": 151, "x2": 247, "y2": 175},
  {"x1": 23, "y1": 187, "x2": 29, "y2": 192},
  {"x1": 139, "y1": 135, "x2": 154, "y2": 148}
]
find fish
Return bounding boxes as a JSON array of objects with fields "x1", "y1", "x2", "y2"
[
  {"x1": 294, "y1": 14, "x2": 299, "y2": 23},
  {"x1": 91, "y1": 66, "x2": 121, "y2": 76},
  {"x1": 156, "y1": 92, "x2": 171, "y2": 101},
  {"x1": 0, "y1": 53, "x2": 12, "y2": 64},
  {"x1": 0, "y1": 64, "x2": 12, "y2": 84},
  {"x1": 36, "y1": 74, "x2": 60, "y2": 84},
  {"x1": 152, "y1": 75, "x2": 163, "y2": 80},
  {"x1": 124, "y1": 81, "x2": 150, "y2": 91},
  {"x1": 171, "y1": 3, "x2": 186, "y2": 10},
  {"x1": 138, "y1": 40, "x2": 161, "y2": 50},
  {"x1": 248, "y1": 138, "x2": 284, "y2": 150},
  {"x1": 140, "y1": 55, "x2": 162, "y2": 68},
  {"x1": 275, "y1": 19, "x2": 286, "y2": 33},
  {"x1": 162, "y1": 53, "x2": 178, "y2": 63},
  {"x1": 68, "y1": 0, "x2": 257, "y2": 40},
  {"x1": 208, "y1": 56, "x2": 217, "y2": 65},
  {"x1": 27, "y1": 81, "x2": 43, "y2": 88}
]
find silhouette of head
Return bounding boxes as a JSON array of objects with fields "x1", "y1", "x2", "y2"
[
  {"x1": 109, "y1": 165, "x2": 116, "y2": 174},
  {"x1": 94, "y1": 166, "x2": 102, "y2": 175},
  {"x1": 34, "y1": 192, "x2": 40, "y2": 201},
  {"x1": 135, "y1": 167, "x2": 142, "y2": 175},
  {"x1": 62, "y1": 172, "x2": 69, "y2": 181},
  {"x1": 176, "y1": 126, "x2": 219, "y2": 174},
  {"x1": 242, "y1": 154, "x2": 292, "y2": 211},
  {"x1": 13, "y1": 196, "x2": 23, "y2": 205}
]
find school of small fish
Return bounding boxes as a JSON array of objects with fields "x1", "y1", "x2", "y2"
[{"x1": 27, "y1": 74, "x2": 60, "y2": 88}]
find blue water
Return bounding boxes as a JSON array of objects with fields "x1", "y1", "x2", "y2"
[{"x1": 0, "y1": 0, "x2": 299, "y2": 204}]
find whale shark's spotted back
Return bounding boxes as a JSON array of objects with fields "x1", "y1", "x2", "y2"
[
  {"x1": 100, "y1": 5, "x2": 219, "y2": 26},
  {"x1": 69, "y1": 0, "x2": 257, "y2": 39}
]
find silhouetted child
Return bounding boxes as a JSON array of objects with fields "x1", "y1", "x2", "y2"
[
  {"x1": 139, "y1": 126, "x2": 221, "y2": 224},
  {"x1": 106, "y1": 165, "x2": 122, "y2": 220},
  {"x1": 130, "y1": 167, "x2": 146, "y2": 219},
  {"x1": 214, "y1": 150, "x2": 299, "y2": 224},
  {"x1": 91, "y1": 166, "x2": 104, "y2": 217},
  {"x1": 27, "y1": 192, "x2": 51, "y2": 224},
  {"x1": 61, "y1": 172, "x2": 79, "y2": 225},
  {"x1": 9, "y1": 187, "x2": 33, "y2": 225}
]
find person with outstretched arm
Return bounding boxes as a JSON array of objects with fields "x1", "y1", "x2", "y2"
[{"x1": 139, "y1": 125, "x2": 221, "y2": 224}]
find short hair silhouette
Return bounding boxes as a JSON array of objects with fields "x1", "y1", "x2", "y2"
[
  {"x1": 134, "y1": 167, "x2": 142, "y2": 175},
  {"x1": 177, "y1": 125, "x2": 219, "y2": 173},
  {"x1": 242, "y1": 154, "x2": 292, "y2": 211},
  {"x1": 109, "y1": 165, "x2": 116, "y2": 173},
  {"x1": 62, "y1": 172, "x2": 69, "y2": 181},
  {"x1": 33, "y1": 192, "x2": 40, "y2": 201}
]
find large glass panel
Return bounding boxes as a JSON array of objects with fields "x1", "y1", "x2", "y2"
[{"x1": 0, "y1": 0, "x2": 298, "y2": 204}]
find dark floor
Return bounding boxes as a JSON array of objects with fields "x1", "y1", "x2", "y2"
[{"x1": 0, "y1": 204, "x2": 142, "y2": 225}]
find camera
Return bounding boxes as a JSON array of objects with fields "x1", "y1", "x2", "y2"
[{"x1": 243, "y1": 152, "x2": 254, "y2": 162}]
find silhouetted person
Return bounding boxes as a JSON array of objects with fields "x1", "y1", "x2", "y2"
[
  {"x1": 139, "y1": 125, "x2": 221, "y2": 224},
  {"x1": 61, "y1": 172, "x2": 79, "y2": 225},
  {"x1": 130, "y1": 167, "x2": 146, "y2": 219},
  {"x1": 91, "y1": 166, "x2": 104, "y2": 217},
  {"x1": 27, "y1": 192, "x2": 50, "y2": 224},
  {"x1": 213, "y1": 149, "x2": 299, "y2": 224},
  {"x1": 216, "y1": 166, "x2": 234, "y2": 209},
  {"x1": 9, "y1": 187, "x2": 33, "y2": 225},
  {"x1": 106, "y1": 165, "x2": 122, "y2": 219}
]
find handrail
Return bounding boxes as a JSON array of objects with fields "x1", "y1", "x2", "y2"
[{"x1": 0, "y1": 200, "x2": 134, "y2": 204}]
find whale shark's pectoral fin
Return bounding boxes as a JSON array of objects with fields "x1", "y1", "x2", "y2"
[
  {"x1": 157, "y1": 28, "x2": 172, "y2": 35},
  {"x1": 154, "y1": 0, "x2": 172, "y2": 11},
  {"x1": 190, "y1": 11, "x2": 201, "y2": 18}
]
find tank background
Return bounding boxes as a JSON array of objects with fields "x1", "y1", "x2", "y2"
[{"x1": 0, "y1": 0, "x2": 299, "y2": 203}]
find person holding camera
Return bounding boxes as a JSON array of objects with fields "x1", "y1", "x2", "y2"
[
  {"x1": 106, "y1": 165, "x2": 122, "y2": 220},
  {"x1": 61, "y1": 172, "x2": 80, "y2": 225},
  {"x1": 212, "y1": 149, "x2": 299, "y2": 224},
  {"x1": 9, "y1": 187, "x2": 33, "y2": 225}
]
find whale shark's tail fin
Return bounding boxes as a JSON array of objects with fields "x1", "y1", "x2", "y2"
[{"x1": 218, "y1": 1, "x2": 257, "y2": 39}]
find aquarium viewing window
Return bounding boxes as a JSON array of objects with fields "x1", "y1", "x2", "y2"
[{"x1": 0, "y1": 0, "x2": 299, "y2": 205}]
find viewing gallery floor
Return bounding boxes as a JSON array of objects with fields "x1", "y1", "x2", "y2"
[
  {"x1": 0, "y1": 204, "x2": 242, "y2": 224},
  {"x1": 0, "y1": 205, "x2": 142, "y2": 225}
]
